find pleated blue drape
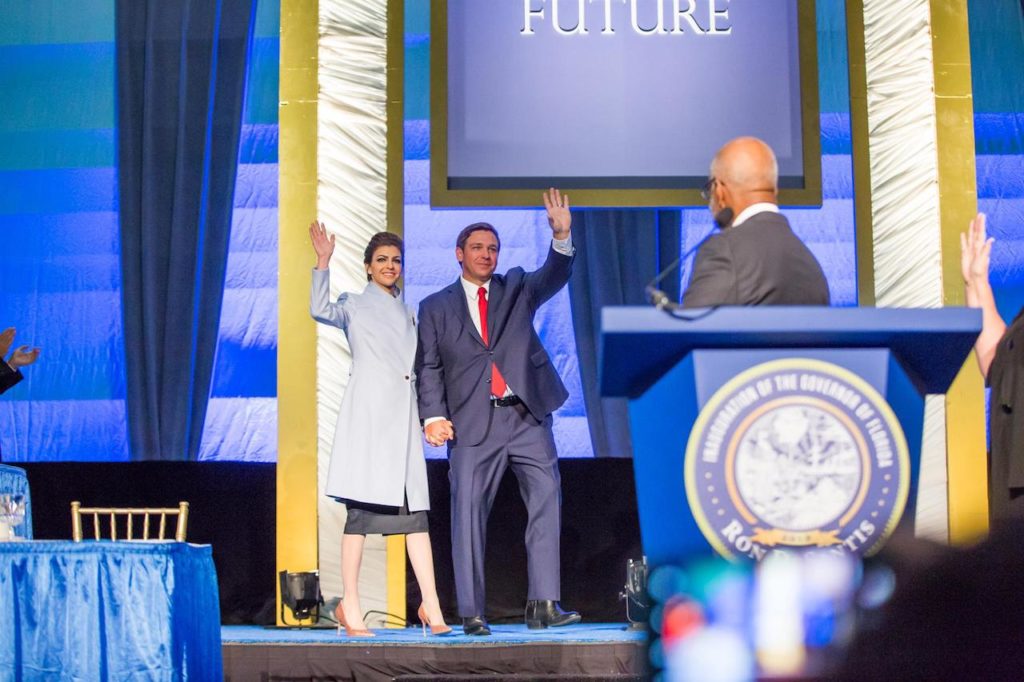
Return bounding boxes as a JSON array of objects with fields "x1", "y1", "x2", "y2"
[
  {"x1": 117, "y1": 0, "x2": 256, "y2": 460},
  {"x1": 568, "y1": 210, "x2": 682, "y2": 458}
]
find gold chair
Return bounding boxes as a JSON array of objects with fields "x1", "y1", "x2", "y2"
[{"x1": 71, "y1": 501, "x2": 189, "y2": 542}]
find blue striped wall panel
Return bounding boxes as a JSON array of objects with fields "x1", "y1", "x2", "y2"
[
  {"x1": 0, "y1": 168, "x2": 116, "y2": 214},
  {"x1": 0, "y1": 400, "x2": 129, "y2": 462},
  {"x1": 0, "y1": 2, "x2": 122, "y2": 462},
  {"x1": 199, "y1": 397, "x2": 277, "y2": 461}
]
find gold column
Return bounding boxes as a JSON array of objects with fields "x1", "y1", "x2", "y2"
[
  {"x1": 930, "y1": 0, "x2": 988, "y2": 544},
  {"x1": 385, "y1": 0, "x2": 406, "y2": 627},
  {"x1": 277, "y1": 0, "x2": 319, "y2": 624},
  {"x1": 386, "y1": 0, "x2": 404, "y2": 236},
  {"x1": 845, "y1": 1, "x2": 876, "y2": 307}
]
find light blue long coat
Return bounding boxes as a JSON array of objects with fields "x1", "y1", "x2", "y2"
[{"x1": 310, "y1": 269, "x2": 429, "y2": 511}]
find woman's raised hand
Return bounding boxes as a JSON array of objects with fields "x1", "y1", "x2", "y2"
[
  {"x1": 960, "y1": 213, "x2": 993, "y2": 286},
  {"x1": 310, "y1": 221, "x2": 335, "y2": 269}
]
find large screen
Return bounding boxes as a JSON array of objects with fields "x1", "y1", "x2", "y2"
[{"x1": 431, "y1": 0, "x2": 820, "y2": 207}]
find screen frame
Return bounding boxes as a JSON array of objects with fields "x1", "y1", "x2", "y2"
[{"x1": 430, "y1": 0, "x2": 821, "y2": 208}]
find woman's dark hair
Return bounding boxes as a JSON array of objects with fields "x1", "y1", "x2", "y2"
[{"x1": 364, "y1": 232, "x2": 405, "y2": 281}]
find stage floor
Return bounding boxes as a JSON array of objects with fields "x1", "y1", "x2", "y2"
[{"x1": 222, "y1": 623, "x2": 647, "y2": 681}]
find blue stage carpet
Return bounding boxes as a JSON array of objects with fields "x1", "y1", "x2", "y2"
[
  {"x1": 222, "y1": 623, "x2": 648, "y2": 680},
  {"x1": 222, "y1": 622, "x2": 647, "y2": 675},
  {"x1": 222, "y1": 622, "x2": 645, "y2": 645}
]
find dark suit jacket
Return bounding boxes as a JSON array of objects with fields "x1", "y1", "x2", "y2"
[
  {"x1": 0, "y1": 362, "x2": 22, "y2": 394},
  {"x1": 681, "y1": 211, "x2": 830, "y2": 307},
  {"x1": 416, "y1": 246, "x2": 574, "y2": 447}
]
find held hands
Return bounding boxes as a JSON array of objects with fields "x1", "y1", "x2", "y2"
[
  {"x1": 543, "y1": 188, "x2": 571, "y2": 240},
  {"x1": 961, "y1": 213, "x2": 993, "y2": 287},
  {"x1": 309, "y1": 221, "x2": 335, "y2": 270},
  {"x1": 424, "y1": 420, "x2": 454, "y2": 447}
]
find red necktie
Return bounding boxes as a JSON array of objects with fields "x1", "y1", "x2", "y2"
[{"x1": 478, "y1": 287, "x2": 508, "y2": 397}]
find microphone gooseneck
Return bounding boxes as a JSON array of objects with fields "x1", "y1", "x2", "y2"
[
  {"x1": 644, "y1": 285, "x2": 673, "y2": 311},
  {"x1": 644, "y1": 223, "x2": 719, "y2": 310}
]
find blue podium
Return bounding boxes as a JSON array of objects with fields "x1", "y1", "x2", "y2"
[{"x1": 600, "y1": 307, "x2": 981, "y2": 565}]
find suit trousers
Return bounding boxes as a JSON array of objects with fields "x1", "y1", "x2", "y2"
[{"x1": 449, "y1": 401, "x2": 561, "y2": 617}]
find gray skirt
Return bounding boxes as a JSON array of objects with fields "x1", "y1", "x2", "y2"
[{"x1": 337, "y1": 497, "x2": 428, "y2": 536}]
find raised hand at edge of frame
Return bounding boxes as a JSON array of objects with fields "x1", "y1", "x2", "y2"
[
  {"x1": 7, "y1": 345, "x2": 40, "y2": 369},
  {"x1": 960, "y1": 212, "x2": 993, "y2": 286}
]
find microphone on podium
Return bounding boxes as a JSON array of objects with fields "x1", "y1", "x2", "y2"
[
  {"x1": 644, "y1": 208, "x2": 733, "y2": 311},
  {"x1": 644, "y1": 284, "x2": 676, "y2": 311}
]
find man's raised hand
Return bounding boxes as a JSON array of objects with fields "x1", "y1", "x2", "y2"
[{"x1": 543, "y1": 188, "x2": 571, "y2": 240}]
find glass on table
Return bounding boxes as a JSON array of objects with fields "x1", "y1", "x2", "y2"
[{"x1": 0, "y1": 493, "x2": 27, "y2": 541}]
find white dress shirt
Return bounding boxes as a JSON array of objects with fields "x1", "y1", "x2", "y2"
[{"x1": 730, "y1": 202, "x2": 779, "y2": 228}]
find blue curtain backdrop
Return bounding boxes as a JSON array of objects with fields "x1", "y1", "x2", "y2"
[
  {"x1": 568, "y1": 210, "x2": 682, "y2": 458},
  {"x1": 969, "y1": 0, "x2": 1024, "y2": 324},
  {"x1": 201, "y1": 0, "x2": 280, "y2": 461},
  {"x1": 116, "y1": 0, "x2": 256, "y2": 460}
]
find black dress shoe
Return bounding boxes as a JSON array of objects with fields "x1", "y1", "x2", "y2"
[
  {"x1": 524, "y1": 600, "x2": 582, "y2": 629},
  {"x1": 462, "y1": 616, "x2": 492, "y2": 636}
]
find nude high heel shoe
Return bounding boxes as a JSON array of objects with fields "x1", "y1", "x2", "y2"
[
  {"x1": 335, "y1": 601, "x2": 375, "y2": 637},
  {"x1": 417, "y1": 603, "x2": 453, "y2": 636}
]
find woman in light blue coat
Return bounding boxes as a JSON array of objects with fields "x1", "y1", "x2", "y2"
[{"x1": 310, "y1": 224, "x2": 451, "y2": 637}]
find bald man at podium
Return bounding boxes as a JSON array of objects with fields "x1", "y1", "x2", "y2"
[{"x1": 682, "y1": 137, "x2": 830, "y2": 308}]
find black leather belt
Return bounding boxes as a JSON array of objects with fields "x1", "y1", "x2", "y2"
[{"x1": 490, "y1": 395, "x2": 522, "y2": 407}]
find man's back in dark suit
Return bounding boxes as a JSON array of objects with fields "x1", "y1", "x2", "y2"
[{"x1": 682, "y1": 210, "x2": 830, "y2": 307}]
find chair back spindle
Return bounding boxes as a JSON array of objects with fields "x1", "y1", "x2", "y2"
[{"x1": 70, "y1": 502, "x2": 190, "y2": 542}]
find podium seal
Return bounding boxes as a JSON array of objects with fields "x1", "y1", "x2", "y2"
[{"x1": 684, "y1": 358, "x2": 909, "y2": 561}]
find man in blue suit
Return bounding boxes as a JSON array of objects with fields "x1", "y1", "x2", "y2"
[{"x1": 416, "y1": 188, "x2": 581, "y2": 635}]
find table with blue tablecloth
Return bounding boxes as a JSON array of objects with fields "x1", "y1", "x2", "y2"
[{"x1": 0, "y1": 541, "x2": 222, "y2": 680}]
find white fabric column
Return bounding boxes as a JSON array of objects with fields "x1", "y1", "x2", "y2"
[
  {"x1": 316, "y1": 0, "x2": 391, "y2": 625},
  {"x1": 860, "y1": 0, "x2": 947, "y2": 542}
]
